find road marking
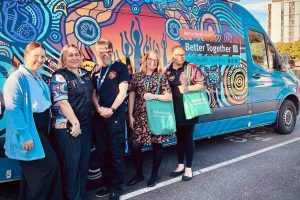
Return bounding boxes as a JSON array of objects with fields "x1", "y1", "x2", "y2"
[{"x1": 121, "y1": 137, "x2": 300, "y2": 200}]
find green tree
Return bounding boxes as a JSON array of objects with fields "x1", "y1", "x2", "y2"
[
  {"x1": 290, "y1": 40, "x2": 300, "y2": 59},
  {"x1": 275, "y1": 42, "x2": 292, "y2": 56}
]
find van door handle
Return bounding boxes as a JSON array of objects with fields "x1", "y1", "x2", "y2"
[{"x1": 252, "y1": 74, "x2": 261, "y2": 79}]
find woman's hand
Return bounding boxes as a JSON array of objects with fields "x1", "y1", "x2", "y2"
[
  {"x1": 178, "y1": 85, "x2": 189, "y2": 94},
  {"x1": 129, "y1": 114, "x2": 135, "y2": 130},
  {"x1": 144, "y1": 93, "x2": 158, "y2": 100},
  {"x1": 70, "y1": 123, "x2": 81, "y2": 137},
  {"x1": 23, "y1": 140, "x2": 34, "y2": 151}
]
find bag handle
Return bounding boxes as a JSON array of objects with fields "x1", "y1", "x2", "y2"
[
  {"x1": 155, "y1": 73, "x2": 163, "y2": 95},
  {"x1": 186, "y1": 64, "x2": 191, "y2": 86}
]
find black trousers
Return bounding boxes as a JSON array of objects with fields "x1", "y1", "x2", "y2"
[
  {"x1": 19, "y1": 109, "x2": 62, "y2": 200},
  {"x1": 176, "y1": 124, "x2": 195, "y2": 168},
  {"x1": 94, "y1": 113, "x2": 126, "y2": 192},
  {"x1": 54, "y1": 124, "x2": 92, "y2": 200},
  {"x1": 131, "y1": 143, "x2": 163, "y2": 177}
]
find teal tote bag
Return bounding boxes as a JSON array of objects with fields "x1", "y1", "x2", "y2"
[
  {"x1": 183, "y1": 65, "x2": 211, "y2": 120},
  {"x1": 145, "y1": 74, "x2": 176, "y2": 135}
]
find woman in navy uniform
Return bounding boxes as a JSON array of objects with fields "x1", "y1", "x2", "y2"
[{"x1": 50, "y1": 44, "x2": 94, "y2": 200}]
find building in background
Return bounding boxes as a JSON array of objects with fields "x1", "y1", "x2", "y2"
[{"x1": 268, "y1": 0, "x2": 300, "y2": 43}]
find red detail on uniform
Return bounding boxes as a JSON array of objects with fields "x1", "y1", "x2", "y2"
[{"x1": 108, "y1": 71, "x2": 117, "y2": 79}]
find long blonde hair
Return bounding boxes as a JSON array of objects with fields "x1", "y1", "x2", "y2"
[
  {"x1": 58, "y1": 44, "x2": 84, "y2": 68},
  {"x1": 139, "y1": 51, "x2": 163, "y2": 74}
]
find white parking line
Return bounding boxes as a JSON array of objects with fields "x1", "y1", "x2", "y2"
[{"x1": 121, "y1": 137, "x2": 300, "y2": 200}]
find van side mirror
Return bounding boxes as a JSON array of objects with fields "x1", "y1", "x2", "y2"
[{"x1": 280, "y1": 54, "x2": 290, "y2": 71}]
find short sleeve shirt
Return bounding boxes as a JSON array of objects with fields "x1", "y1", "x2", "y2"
[
  {"x1": 166, "y1": 61, "x2": 205, "y2": 125},
  {"x1": 91, "y1": 61, "x2": 130, "y2": 113},
  {"x1": 50, "y1": 68, "x2": 93, "y2": 125}
]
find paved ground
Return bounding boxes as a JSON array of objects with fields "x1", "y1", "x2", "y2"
[
  {"x1": 1, "y1": 119, "x2": 300, "y2": 200},
  {"x1": 88, "y1": 119, "x2": 300, "y2": 200}
]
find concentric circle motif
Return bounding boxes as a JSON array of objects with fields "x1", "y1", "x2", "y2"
[
  {"x1": 49, "y1": 31, "x2": 61, "y2": 43},
  {"x1": 74, "y1": 17, "x2": 100, "y2": 45},
  {"x1": 131, "y1": 4, "x2": 141, "y2": 14},
  {"x1": 165, "y1": 18, "x2": 182, "y2": 41},
  {"x1": 192, "y1": 5, "x2": 199, "y2": 15},
  {"x1": 223, "y1": 63, "x2": 247, "y2": 105}
]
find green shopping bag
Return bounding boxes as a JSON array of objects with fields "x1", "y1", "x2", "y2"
[
  {"x1": 183, "y1": 65, "x2": 211, "y2": 120},
  {"x1": 145, "y1": 74, "x2": 176, "y2": 135}
]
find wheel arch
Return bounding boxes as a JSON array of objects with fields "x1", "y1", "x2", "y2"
[{"x1": 279, "y1": 94, "x2": 299, "y2": 115}]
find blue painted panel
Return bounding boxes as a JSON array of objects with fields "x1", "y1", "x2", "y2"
[
  {"x1": 0, "y1": 158, "x2": 21, "y2": 183},
  {"x1": 250, "y1": 111, "x2": 278, "y2": 127}
]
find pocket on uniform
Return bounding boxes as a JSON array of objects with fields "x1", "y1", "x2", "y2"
[{"x1": 108, "y1": 120, "x2": 125, "y2": 135}]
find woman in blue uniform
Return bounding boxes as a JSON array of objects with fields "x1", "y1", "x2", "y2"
[{"x1": 50, "y1": 44, "x2": 94, "y2": 200}]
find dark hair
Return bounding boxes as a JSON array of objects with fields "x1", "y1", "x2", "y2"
[{"x1": 24, "y1": 42, "x2": 45, "y2": 55}]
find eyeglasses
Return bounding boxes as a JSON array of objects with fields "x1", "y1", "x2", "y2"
[
  {"x1": 98, "y1": 49, "x2": 113, "y2": 55},
  {"x1": 147, "y1": 58, "x2": 158, "y2": 65},
  {"x1": 174, "y1": 54, "x2": 186, "y2": 58}
]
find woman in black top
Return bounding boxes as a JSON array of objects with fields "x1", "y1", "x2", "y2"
[
  {"x1": 50, "y1": 44, "x2": 94, "y2": 199},
  {"x1": 166, "y1": 45, "x2": 205, "y2": 181}
]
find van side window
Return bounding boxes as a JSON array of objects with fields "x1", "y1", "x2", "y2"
[{"x1": 248, "y1": 31, "x2": 268, "y2": 69}]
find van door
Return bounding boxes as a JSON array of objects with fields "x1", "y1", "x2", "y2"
[{"x1": 246, "y1": 29, "x2": 283, "y2": 126}]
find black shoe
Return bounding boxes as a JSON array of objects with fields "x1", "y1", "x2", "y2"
[
  {"x1": 109, "y1": 192, "x2": 121, "y2": 200},
  {"x1": 182, "y1": 174, "x2": 193, "y2": 181},
  {"x1": 127, "y1": 175, "x2": 145, "y2": 186},
  {"x1": 170, "y1": 170, "x2": 184, "y2": 177},
  {"x1": 147, "y1": 175, "x2": 158, "y2": 187},
  {"x1": 95, "y1": 188, "x2": 110, "y2": 198}
]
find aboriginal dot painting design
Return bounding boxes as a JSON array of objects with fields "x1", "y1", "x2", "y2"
[{"x1": 0, "y1": 0, "x2": 247, "y2": 136}]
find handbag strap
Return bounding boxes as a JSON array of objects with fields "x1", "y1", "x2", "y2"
[
  {"x1": 186, "y1": 64, "x2": 191, "y2": 86},
  {"x1": 155, "y1": 73, "x2": 163, "y2": 95}
]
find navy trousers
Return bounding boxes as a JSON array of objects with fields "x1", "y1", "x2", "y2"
[{"x1": 54, "y1": 124, "x2": 92, "y2": 200}]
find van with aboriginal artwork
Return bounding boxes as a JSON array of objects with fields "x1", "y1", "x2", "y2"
[{"x1": 0, "y1": 0, "x2": 299, "y2": 184}]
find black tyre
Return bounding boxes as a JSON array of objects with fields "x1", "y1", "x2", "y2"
[{"x1": 275, "y1": 100, "x2": 297, "y2": 134}]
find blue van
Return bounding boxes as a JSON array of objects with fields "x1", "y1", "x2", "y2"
[{"x1": 0, "y1": 0, "x2": 299, "y2": 185}]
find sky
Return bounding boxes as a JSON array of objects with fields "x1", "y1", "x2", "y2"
[{"x1": 238, "y1": 0, "x2": 271, "y2": 30}]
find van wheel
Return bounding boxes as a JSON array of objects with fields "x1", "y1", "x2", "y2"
[{"x1": 275, "y1": 100, "x2": 296, "y2": 134}]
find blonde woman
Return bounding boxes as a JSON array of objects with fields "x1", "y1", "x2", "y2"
[
  {"x1": 128, "y1": 51, "x2": 173, "y2": 187},
  {"x1": 50, "y1": 44, "x2": 93, "y2": 200}
]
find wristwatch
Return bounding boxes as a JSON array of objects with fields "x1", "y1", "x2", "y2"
[{"x1": 111, "y1": 107, "x2": 116, "y2": 113}]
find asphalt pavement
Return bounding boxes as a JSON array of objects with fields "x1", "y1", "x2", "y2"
[
  {"x1": 1, "y1": 119, "x2": 300, "y2": 200},
  {"x1": 88, "y1": 119, "x2": 300, "y2": 200}
]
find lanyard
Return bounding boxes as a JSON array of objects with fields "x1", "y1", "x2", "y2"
[
  {"x1": 143, "y1": 71, "x2": 156, "y2": 92},
  {"x1": 23, "y1": 66, "x2": 49, "y2": 96},
  {"x1": 66, "y1": 68, "x2": 85, "y2": 84},
  {"x1": 97, "y1": 65, "x2": 111, "y2": 90}
]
